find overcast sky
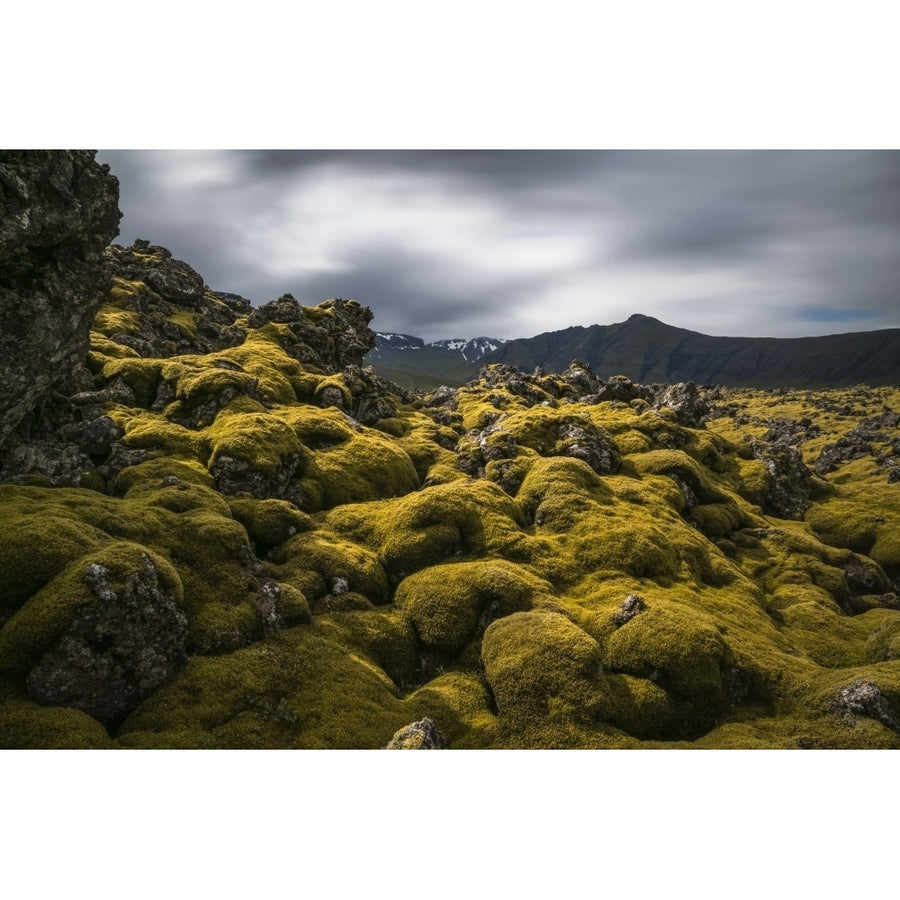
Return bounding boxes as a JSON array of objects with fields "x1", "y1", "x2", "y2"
[{"x1": 96, "y1": 150, "x2": 900, "y2": 343}]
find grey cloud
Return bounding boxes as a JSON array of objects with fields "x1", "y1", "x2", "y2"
[{"x1": 96, "y1": 149, "x2": 900, "y2": 341}]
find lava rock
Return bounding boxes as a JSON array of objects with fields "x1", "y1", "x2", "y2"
[
  {"x1": 0, "y1": 150, "x2": 121, "y2": 448},
  {"x1": 25, "y1": 554, "x2": 188, "y2": 727},
  {"x1": 833, "y1": 680, "x2": 900, "y2": 733},
  {"x1": 613, "y1": 593, "x2": 646, "y2": 627},
  {"x1": 385, "y1": 716, "x2": 445, "y2": 749}
]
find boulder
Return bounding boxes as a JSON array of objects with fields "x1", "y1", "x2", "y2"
[
  {"x1": 0, "y1": 150, "x2": 121, "y2": 448},
  {"x1": 386, "y1": 717, "x2": 445, "y2": 748},
  {"x1": 25, "y1": 553, "x2": 188, "y2": 727}
]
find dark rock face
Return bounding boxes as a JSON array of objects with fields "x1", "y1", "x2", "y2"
[
  {"x1": 613, "y1": 594, "x2": 645, "y2": 627},
  {"x1": 0, "y1": 150, "x2": 121, "y2": 448},
  {"x1": 210, "y1": 453, "x2": 305, "y2": 505},
  {"x1": 751, "y1": 437, "x2": 813, "y2": 520},
  {"x1": 648, "y1": 382, "x2": 710, "y2": 429},
  {"x1": 248, "y1": 294, "x2": 376, "y2": 370},
  {"x1": 833, "y1": 680, "x2": 900, "y2": 733},
  {"x1": 385, "y1": 716, "x2": 445, "y2": 749},
  {"x1": 815, "y1": 409, "x2": 900, "y2": 481},
  {"x1": 25, "y1": 554, "x2": 188, "y2": 727},
  {"x1": 102, "y1": 241, "x2": 249, "y2": 358},
  {"x1": 555, "y1": 421, "x2": 621, "y2": 474}
]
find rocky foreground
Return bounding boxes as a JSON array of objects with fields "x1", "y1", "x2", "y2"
[{"x1": 1, "y1": 152, "x2": 899, "y2": 749}]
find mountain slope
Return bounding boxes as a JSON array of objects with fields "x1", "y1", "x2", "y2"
[
  {"x1": 366, "y1": 315, "x2": 900, "y2": 390},
  {"x1": 484, "y1": 314, "x2": 900, "y2": 387},
  {"x1": 367, "y1": 333, "x2": 505, "y2": 388}
]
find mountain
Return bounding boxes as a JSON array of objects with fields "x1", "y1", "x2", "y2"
[
  {"x1": 428, "y1": 336, "x2": 506, "y2": 361},
  {"x1": 366, "y1": 332, "x2": 505, "y2": 389},
  {"x1": 368, "y1": 314, "x2": 900, "y2": 389}
]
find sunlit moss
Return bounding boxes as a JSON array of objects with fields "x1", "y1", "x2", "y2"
[{"x1": 394, "y1": 559, "x2": 552, "y2": 654}]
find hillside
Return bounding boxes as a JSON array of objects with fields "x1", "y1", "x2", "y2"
[
  {"x1": 2, "y1": 151, "x2": 900, "y2": 750},
  {"x1": 486, "y1": 314, "x2": 900, "y2": 387},
  {"x1": 367, "y1": 332, "x2": 504, "y2": 389},
  {"x1": 366, "y1": 314, "x2": 900, "y2": 389}
]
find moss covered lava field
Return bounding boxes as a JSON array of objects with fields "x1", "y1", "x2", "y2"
[{"x1": 2, "y1": 246, "x2": 900, "y2": 749}]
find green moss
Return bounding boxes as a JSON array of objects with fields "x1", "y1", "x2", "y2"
[
  {"x1": 298, "y1": 433, "x2": 419, "y2": 511},
  {"x1": 93, "y1": 304, "x2": 142, "y2": 336},
  {"x1": 113, "y1": 457, "x2": 215, "y2": 494},
  {"x1": 207, "y1": 406, "x2": 303, "y2": 477},
  {"x1": 406, "y1": 671, "x2": 499, "y2": 748},
  {"x1": 161, "y1": 357, "x2": 259, "y2": 408},
  {"x1": 168, "y1": 310, "x2": 198, "y2": 339},
  {"x1": 871, "y1": 529, "x2": 900, "y2": 570},
  {"x1": 866, "y1": 617, "x2": 900, "y2": 662},
  {"x1": 118, "y1": 624, "x2": 412, "y2": 749},
  {"x1": 270, "y1": 532, "x2": 390, "y2": 606},
  {"x1": 315, "y1": 608, "x2": 419, "y2": 689},
  {"x1": 214, "y1": 339, "x2": 304, "y2": 406},
  {"x1": 807, "y1": 501, "x2": 882, "y2": 555},
  {"x1": 0, "y1": 697, "x2": 117, "y2": 749},
  {"x1": 279, "y1": 406, "x2": 354, "y2": 449},
  {"x1": 100, "y1": 358, "x2": 162, "y2": 408},
  {"x1": 0, "y1": 542, "x2": 182, "y2": 676},
  {"x1": 687, "y1": 501, "x2": 744, "y2": 539},
  {"x1": 777, "y1": 602, "x2": 897, "y2": 668},
  {"x1": 735, "y1": 457, "x2": 772, "y2": 504},
  {"x1": 108, "y1": 276, "x2": 160, "y2": 307},
  {"x1": 349, "y1": 480, "x2": 527, "y2": 582},
  {"x1": 226, "y1": 497, "x2": 313, "y2": 550},
  {"x1": 631, "y1": 449, "x2": 732, "y2": 505},
  {"x1": 604, "y1": 673, "x2": 676, "y2": 740},
  {"x1": 602, "y1": 601, "x2": 727, "y2": 702},
  {"x1": 374, "y1": 417, "x2": 408, "y2": 437},
  {"x1": 275, "y1": 583, "x2": 311, "y2": 627},
  {"x1": 395, "y1": 560, "x2": 552, "y2": 654},
  {"x1": 187, "y1": 600, "x2": 263, "y2": 656},
  {"x1": 313, "y1": 375, "x2": 352, "y2": 410},
  {"x1": 0, "y1": 487, "x2": 107, "y2": 606},
  {"x1": 481, "y1": 610, "x2": 606, "y2": 732},
  {"x1": 113, "y1": 410, "x2": 211, "y2": 462},
  {"x1": 162, "y1": 510, "x2": 263, "y2": 652}
]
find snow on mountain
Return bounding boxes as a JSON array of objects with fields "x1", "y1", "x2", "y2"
[
  {"x1": 371, "y1": 333, "x2": 426, "y2": 356},
  {"x1": 428, "y1": 336, "x2": 507, "y2": 362}
]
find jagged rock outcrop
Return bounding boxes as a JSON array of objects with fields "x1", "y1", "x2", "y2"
[
  {"x1": 25, "y1": 553, "x2": 188, "y2": 726},
  {"x1": 751, "y1": 437, "x2": 814, "y2": 520},
  {"x1": 816, "y1": 409, "x2": 900, "y2": 481},
  {"x1": 0, "y1": 239, "x2": 395, "y2": 491},
  {"x1": 834, "y1": 680, "x2": 900, "y2": 733},
  {"x1": 0, "y1": 150, "x2": 121, "y2": 448},
  {"x1": 248, "y1": 294, "x2": 376, "y2": 370},
  {"x1": 101, "y1": 241, "x2": 249, "y2": 358}
]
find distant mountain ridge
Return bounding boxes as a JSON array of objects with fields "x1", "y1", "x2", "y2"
[
  {"x1": 366, "y1": 314, "x2": 900, "y2": 389},
  {"x1": 367, "y1": 332, "x2": 506, "y2": 389}
]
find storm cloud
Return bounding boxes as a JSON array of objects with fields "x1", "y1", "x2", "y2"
[{"x1": 97, "y1": 150, "x2": 900, "y2": 343}]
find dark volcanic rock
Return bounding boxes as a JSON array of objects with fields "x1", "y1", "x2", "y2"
[
  {"x1": 613, "y1": 593, "x2": 646, "y2": 627},
  {"x1": 555, "y1": 420, "x2": 621, "y2": 474},
  {"x1": 647, "y1": 382, "x2": 710, "y2": 428},
  {"x1": 122, "y1": 239, "x2": 205, "y2": 304},
  {"x1": 103, "y1": 241, "x2": 249, "y2": 357},
  {"x1": 0, "y1": 150, "x2": 121, "y2": 448},
  {"x1": 751, "y1": 437, "x2": 813, "y2": 520},
  {"x1": 815, "y1": 408, "x2": 900, "y2": 479},
  {"x1": 385, "y1": 716, "x2": 445, "y2": 749},
  {"x1": 26, "y1": 554, "x2": 188, "y2": 727},
  {"x1": 248, "y1": 295, "x2": 376, "y2": 371},
  {"x1": 833, "y1": 680, "x2": 900, "y2": 733}
]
